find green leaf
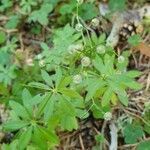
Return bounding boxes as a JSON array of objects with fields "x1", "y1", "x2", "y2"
[
  {"x1": 30, "y1": 94, "x2": 44, "y2": 106},
  {"x1": 98, "y1": 33, "x2": 106, "y2": 44},
  {"x1": 101, "y1": 87, "x2": 113, "y2": 106},
  {"x1": 125, "y1": 70, "x2": 142, "y2": 78},
  {"x1": 93, "y1": 55, "x2": 105, "y2": 74},
  {"x1": 58, "y1": 76, "x2": 72, "y2": 89},
  {"x1": 85, "y1": 78, "x2": 105, "y2": 102},
  {"x1": 123, "y1": 123, "x2": 144, "y2": 144},
  {"x1": 115, "y1": 89, "x2": 128, "y2": 106},
  {"x1": 128, "y1": 34, "x2": 142, "y2": 46},
  {"x1": 37, "y1": 126, "x2": 59, "y2": 145},
  {"x1": 59, "y1": 97, "x2": 76, "y2": 115},
  {"x1": 22, "y1": 88, "x2": 32, "y2": 113},
  {"x1": 95, "y1": 134, "x2": 105, "y2": 143},
  {"x1": 79, "y1": 3, "x2": 98, "y2": 20},
  {"x1": 44, "y1": 94, "x2": 55, "y2": 122},
  {"x1": 137, "y1": 140, "x2": 150, "y2": 150},
  {"x1": 59, "y1": 88, "x2": 81, "y2": 99},
  {"x1": 40, "y1": 42, "x2": 49, "y2": 51},
  {"x1": 0, "y1": 31, "x2": 6, "y2": 44},
  {"x1": 0, "y1": 51, "x2": 10, "y2": 65},
  {"x1": 32, "y1": 127, "x2": 48, "y2": 150},
  {"x1": 59, "y1": 4, "x2": 75, "y2": 15},
  {"x1": 123, "y1": 80, "x2": 143, "y2": 90},
  {"x1": 91, "y1": 103, "x2": 107, "y2": 119},
  {"x1": 1, "y1": 140, "x2": 19, "y2": 150},
  {"x1": 60, "y1": 116, "x2": 78, "y2": 131},
  {"x1": 3, "y1": 120, "x2": 29, "y2": 131},
  {"x1": 5, "y1": 15, "x2": 20, "y2": 29},
  {"x1": 36, "y1": 93, "x2": 52, "y2": 117},
  {"x1": 53, "y1": 24, "x2": 81, "y2": 53},
  {"x1": 9, "y1": 101, "x2": 30, "y2": 119},
  {"x1": 28, "y1": 3, "x2": 53, "y2": 26},
  {"x1": 18, "y1": 127, "x2": 32, "y2": 150},
  {"x1": 28, "y1": 82, "x2": 50, "y2": 90},
  {"x1": 104, "y1": 54, "x2": 115, "y2": 75},
  {"x1": 41, "y1": 70, "x2": 53, "y2": 87},
  {"x1": 55, "y1": 67, "x2": 62, "y2": 88}
]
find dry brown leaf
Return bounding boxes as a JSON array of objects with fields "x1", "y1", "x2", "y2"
[{"x1": 133, "y1": 42, "x2": 150, "y2": 57}]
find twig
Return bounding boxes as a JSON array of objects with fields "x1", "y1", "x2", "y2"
[
  {"x1": 0, "y1": 16, "x2": 9, "y2": 21},
  {"x1": 0, "y1": 27, "x2": 18, "y2": 33},
  {"x1": 132, "y1": 53, "x2": 138, "y2": 68},
  {"x1": 19, "y1": 33, "x2": 24, "y2": 50},
  {"x1": 146, "y1": 72, "x2": 150, "y2": 91},
  {"x1": 126, "y1": 107, "x2": 142, "y2": 115},
  {"x1": 79, "y1": 134, "x2": 85, "y2": 150}
]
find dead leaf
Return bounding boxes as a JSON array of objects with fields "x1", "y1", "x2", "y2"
[{"x1": 132, "y1": 42, "x2": 150, "y2": 57}]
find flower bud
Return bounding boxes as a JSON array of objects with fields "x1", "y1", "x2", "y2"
[
  {"x1": 75, "y1": 23, "x2": 83, "y2": 32},
  {"x1": 104, "y1": 112, "x2": 112, "y2": 121},
  {"x1": 81, "y1": 56, "x2": 91, "y2": 67},
  {"x1": 96, "y1": 45, "x2": 106, "y2": 54},
  {"x1": 39, "y1": 59, "x2": 45, "y2": 67},
  {"x1": 73, "y1": 74, "x2": 82, "y2": 84},
  {"x1": 118, "y1": 56, "x2": 125, "y2": 63},
  {"x1": 91, "y1": 18, "x2": 99, "y2": 27}
]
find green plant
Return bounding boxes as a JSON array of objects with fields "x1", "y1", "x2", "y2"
[
  {"x1": 123, "y1": 123, "x2": 144, "y2": 144},
  {"x1": 20, "y1": 0, "x2": 37, "y2": 14},
  {"x1": 0, "y1": 0, "x2": 13, "y2": 12},
  {"x1": 28, "y1": 3, "x2": 53, "y2": 26},
  {"x1": 1, "y1": 0, "x2": 148, "y2": 149},
  {"x1": 3, "y1": 89, "x2": 59, "y2": 149},
  {"x1": 128, "y1": 34, "x2": 142, "y2": 46}
]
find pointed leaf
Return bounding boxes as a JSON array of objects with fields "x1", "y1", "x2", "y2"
[
  {"x1": 9, "y1": 101, "x2": 30, "y2": 119},
  {"x1": 125, "y1": 71, "x2": 142, "y2": 78},
  {"x1": 28, "y1": 82, "x2": 50, "y2": 90},
  {"x1": 93, "y1": 55, "x2": 105, "y2": 74},
  {"x1": 101, "y1": 87, "x2": 113, "y2": 106},
  {"x1": 44, "y1": 95, "x2": 55, "y2": 122},
  {"x1": 22, "y1": 88, "x2": 32, "y2": 113},
  {"x1": 59, "y1": 88, "x2": 81, "y2": 99},
  {"x1": 3, "y1": 120, "x2": 29, "y2": 131},
  {"x1": 85, "y1": 78, "x2": 105, "y2": 102},
  {"x1": 41, "y1": 70, "x2": 53, "y2": 87},
  {"x1": 117, "y1": 90, "x2": 128, "y2": 106},
  {"x1": 18, "y1": 127, "x2": 32, "y2": 150},
  {"x1": 60, "y1": 116, "x2": 78, "y2": 131}
]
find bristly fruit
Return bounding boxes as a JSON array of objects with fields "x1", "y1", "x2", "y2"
[
  {"x1": 81, "y1": 56, "x2": 91, "y2": 67},
  {"x1": 75, "y1": 23, "x2": 83, "y2": 32},
  {"x1": 73, "y1": 74, "x2": 82, "y2": 84}
]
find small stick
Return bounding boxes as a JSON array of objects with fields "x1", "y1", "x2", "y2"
[
  {"x1": 146, "y1": 72, "x2": 150, "y2": 91},
  {"x1": 79, "y1": 134, "x2": 85, "y2": 150}
]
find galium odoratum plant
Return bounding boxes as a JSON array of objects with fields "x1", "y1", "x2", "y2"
[{"x1": 1, "y1": 0, "x2": 143, "y2": 149}]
